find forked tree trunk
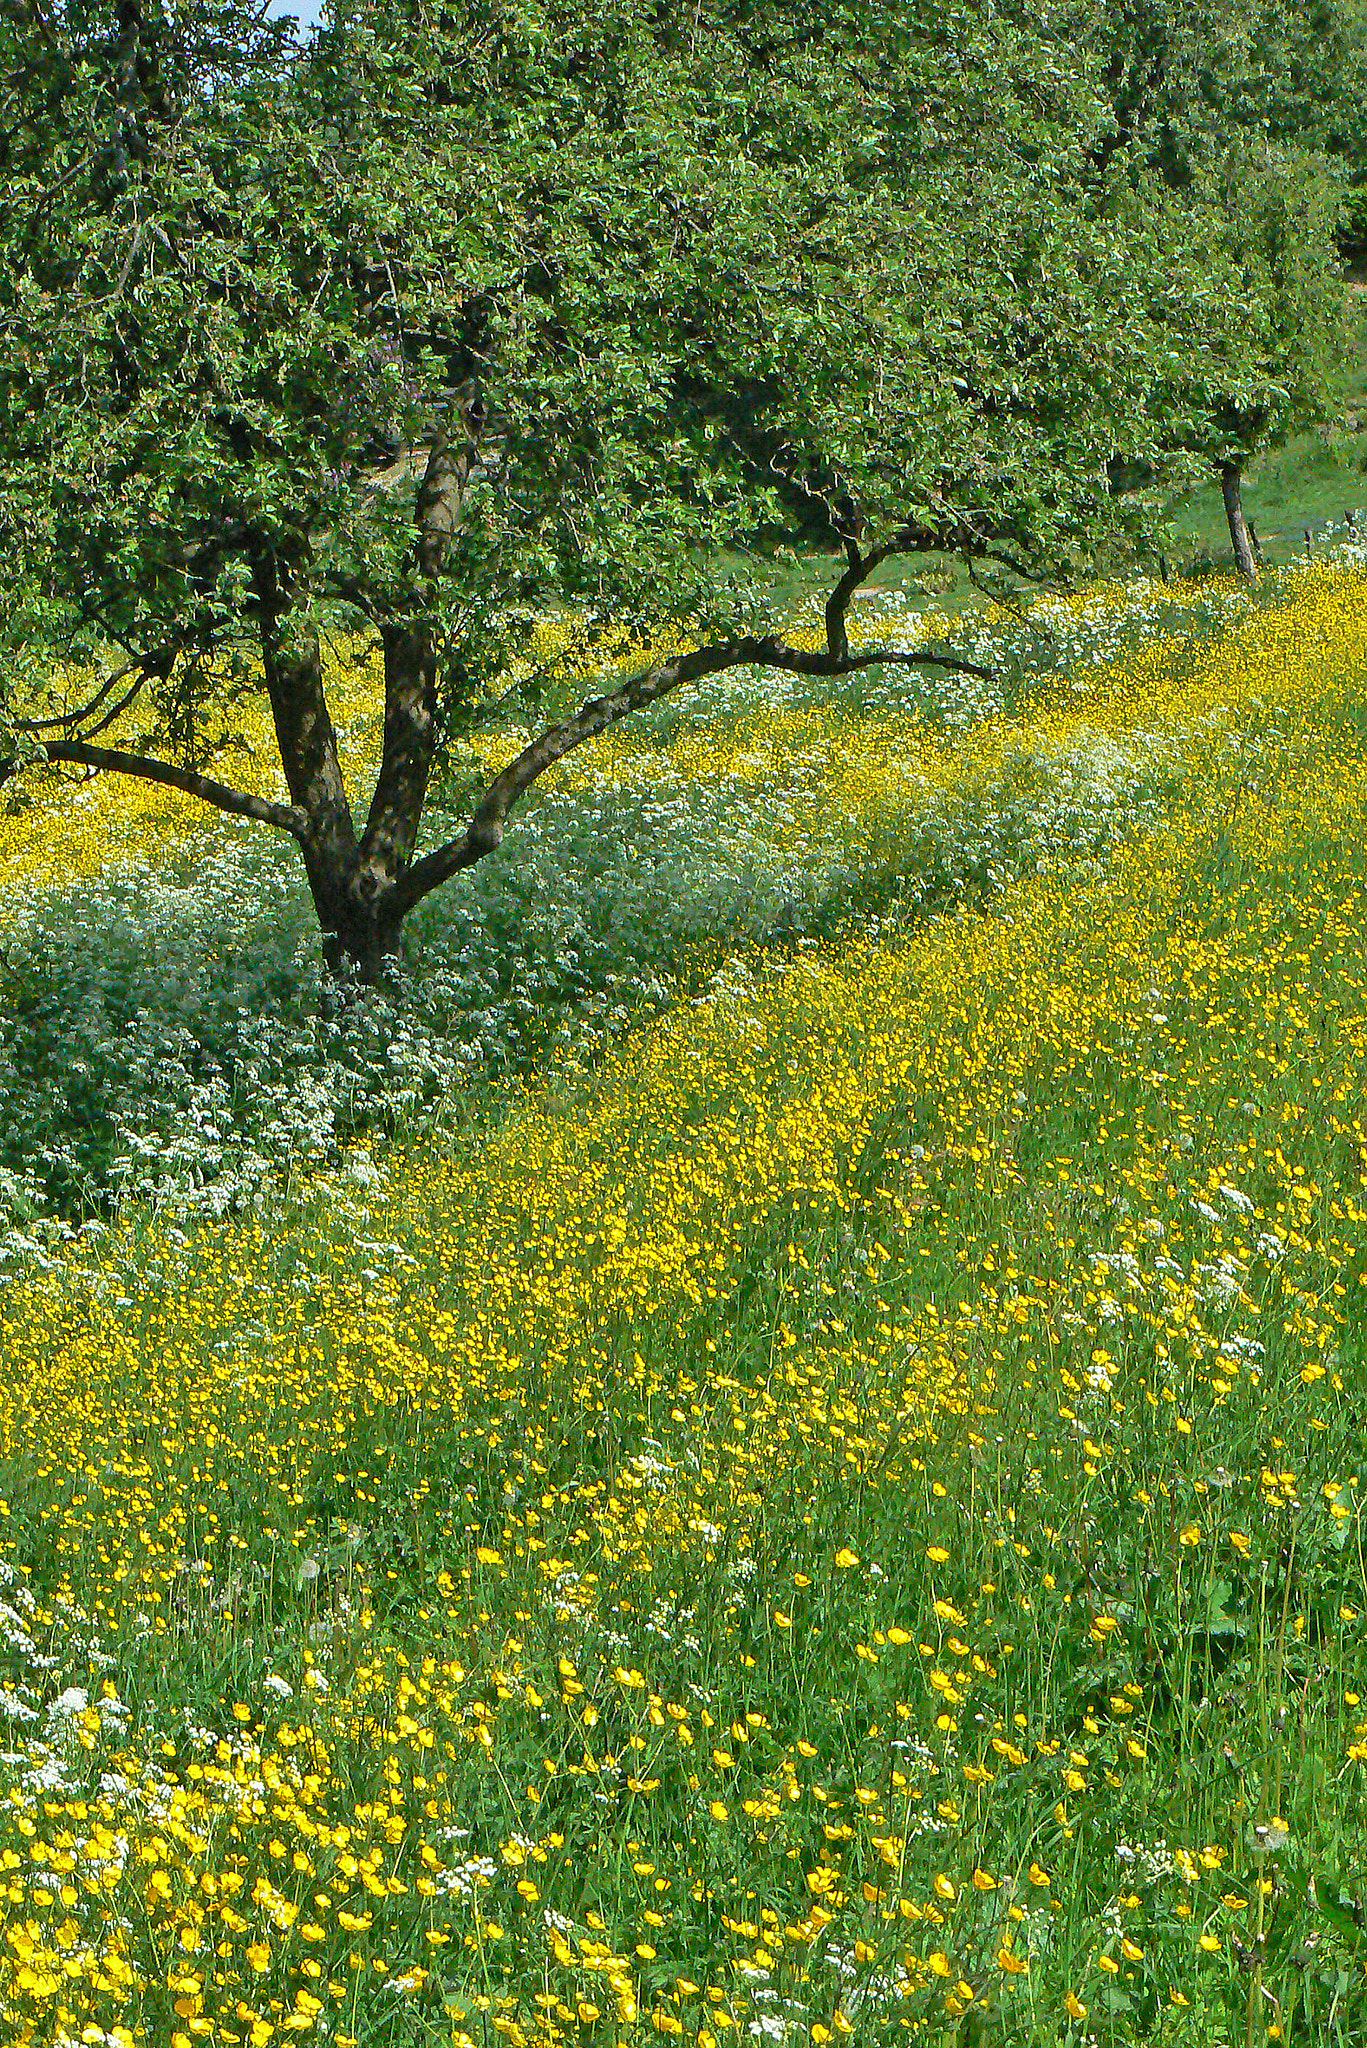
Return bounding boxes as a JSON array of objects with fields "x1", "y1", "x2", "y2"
[
  {"x1": 252, "y1": 551, "x2": 429, "y2": 982},
  {"x1": 328, "y1": 620, "x2": 441, "y2": 978},
  {"x1": 1220, "y1": 459, "x2": 1257, "y2": 580},
  {"x1": 314, "y1": 429, "x2": 473, "y2": 978},
  {"x1": 29, "y1": 512, "x2": 998, "y2": 985},
  {"x1": 274, "y1": 522, "x2": 998, "y2": 981},
  {"x1": 246, "y1": 424, "x2": 479, "y2": 982}
]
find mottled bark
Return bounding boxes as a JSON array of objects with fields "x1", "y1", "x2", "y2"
[
  {"x1": 1221, "y1": 459, "x2": 1257, "y2": 580},
  {"x1": 340, "y1": 424, "x2": 480, "y2": 973},
  {"x1": 413, "y1": 424, "x2": 474, "y2": 580},
  {"x1": 396, "y1": 640, "x2": 773, "y2": 910},
  {"x1": 251, "y1": 549, "x2": 366, "y2": 968},
  {"x1": 348, "y1": 620, "x2": 439, "y2": 933},
  {"x1": 243, "y1": 421, "x2": 484, "y2": 980}
]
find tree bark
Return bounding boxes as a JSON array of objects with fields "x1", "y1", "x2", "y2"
[
  {"x1": 332, "y1": 425, "x2": 480, "y2": 975},
  {"x1": 250, "y1": 548, "x2": 377, "y2": 972},
  {"x1": 1220, "y1": 459, "x2": 1257, "y2": 580},
  {"x1": 322, "y1": 893, "x2": 405, "y2": 983},
  {"x1": 354, "y1": 624, "x2": 438, "y2": 886},
  {"x1": 34, "y1": 738, "x2": 305, "y2": 833},
  {"x1": 242, "y1": 422, "x2": 484, "y2": 982}
]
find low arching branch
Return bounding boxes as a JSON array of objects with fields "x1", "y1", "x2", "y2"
[
  {"x1": 395, "y1": 621, "x2": 990, "y2": 915},
  {"x1": 37, "y1": 738, "x2": 307, "y2": 836}
]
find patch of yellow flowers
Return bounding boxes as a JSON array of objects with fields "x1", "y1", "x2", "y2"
[
  {"x1": 0, "y1": 568, "x2": 1365, "y2": 2043},
  {"x1": 0, "y1": 577, "x2": 1248, "y2": 906}
]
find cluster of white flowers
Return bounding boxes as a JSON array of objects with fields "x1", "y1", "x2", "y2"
[{"x1": 0, "y1": 565, "x2": 1303, "y2": 1233}]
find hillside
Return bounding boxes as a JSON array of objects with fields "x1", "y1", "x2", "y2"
[{"x1": 0, "y1": 564, "x2": 1365, "y2": 2045}]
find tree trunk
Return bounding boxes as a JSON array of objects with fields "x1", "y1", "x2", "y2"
[
  {"x1": 251, "y1": 548, "x2": 397, "y2": 980},
  {"x1": 317, "y1": 622, "x2": 440, "y2": 982},
  {"x1": 304, "y1": 428, "x2": 473, "y2": 980},
  {"x1": 249, "y1": 552, "x2": 453, "y2": 981},
  {"x1": 353, "y1": 622, "x2": 438, "y2": 904},
  {"x1": 321, "y1": 896, "x2": 405, "y2": 983},
  {"x1": 1220, "y1": 459, "x2": 1257, "y2": 580}
]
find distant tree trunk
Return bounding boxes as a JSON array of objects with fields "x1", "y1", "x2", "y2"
[{"x1": 1220, "y1": 459, "x2": 1257, "y2": 579}]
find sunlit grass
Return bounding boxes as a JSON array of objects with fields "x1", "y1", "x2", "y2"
[{"x1": 0, "y1": 567, "x2": 1365, "y2": 2045}]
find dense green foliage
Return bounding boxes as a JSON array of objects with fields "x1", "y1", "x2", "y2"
[
  {"x1": 0, "y1": 0, "x2": 1358, "y2": 967},
  {"x1": 1068, "y1": 0, "x2": 1367, "y2": 237},
  {"x1": 2, "y1": 0, "x2": 1162, "y2": 668}
]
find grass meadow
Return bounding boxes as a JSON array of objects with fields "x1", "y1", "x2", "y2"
[{"x1": 1, "y1": 563, "x2": 1366, "y2": 2048}]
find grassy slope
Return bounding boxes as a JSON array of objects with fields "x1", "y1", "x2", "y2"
[{"x1": 0, "y1": 570, "x2": 1365, "y2": 2046}]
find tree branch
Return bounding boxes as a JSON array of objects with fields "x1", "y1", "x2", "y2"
[
  {"x1": 824, "y1": 535, "x2": 868, "y2": 665},
  {"x1": 413, "y1": 389, "x2": 484, "y2": 583},
  {"x1": 822, "y1": 524, "x2": 947, "y2": 661},
  {"x1": 35, "y1": 739, "x2": 306, "y2": 835},
  {"x1": 394, "y1": 638, "x2": 764, "y2": 912},
  {"x1": 979, "y1": 543, "x2": 1051, "y2": 585},
  {"x1": 395, "y1": 623, "x2": 990, "y2": 915},
  {"x1": 825, "y1": 645, "x2": 991, "y2": 678},
  {"x1": 349, "y1": 401, "x2": 487, "y2": 896},
  {"x1": 965, "y1": 558, "x2": 1040, "y2": 627},
  {"x1": 77, "y1": 673, "x2": 149, "y2": 740},
  {"x1": 11, "y1": 656, "x2": 148, "y2": 734}
]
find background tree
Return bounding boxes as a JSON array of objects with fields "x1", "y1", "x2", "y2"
[
  {"x1": 1, "y1": 0, "x2": 1185, "y2": 975},
  {"x1": 1066, "y1": 0, "x2": 1359, "y2": 570},
  {"x1": 1066, "y1": 0, "x2": 1367, "y2": 222},
  {"x1": 1125, "y1": 145, "x2": 1350, "y2": 575}
]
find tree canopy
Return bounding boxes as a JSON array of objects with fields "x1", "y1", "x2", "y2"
[
  {"x1": 1062, "y1": 0, "x2": 1355, "y2": 569},
  {"x1": 0, "y1": 0, "x2": 1356, "y2": 967}
]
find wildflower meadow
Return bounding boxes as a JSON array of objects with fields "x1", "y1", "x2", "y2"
[{"x1": 2, "y1": 560, "x2": 1366, "y2": 2048}]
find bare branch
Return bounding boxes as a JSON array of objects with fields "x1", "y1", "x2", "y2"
[
  {"x1": 980, "y1": 544, "x2": 1050, "y2": 585},
  {"x1": 35, "y1": 739, "x2": 306, "y2": 835},
  {"x1": 828, "y1": 645, "x2": 992, "y2": 679},
  {"x1": 396, "y1": 621, "x2": 990, "y2": 915},
  {"x1": 11, "y1": 656, "x2": 147, "y2": 734},
  {"x1": 78, "y1": 672, "x2": 149, "y2": 740},
  {"x1": 24, "y1": 149, "x2": 91, "y2": 211},
  {"x1": 965, "y1": 559, "x2": 1040, "y2": 628},
  {"x1": 394, "y1": 637, "x2": 765, "y2": 912},
  {"x1": 107, "y1": 220, "x2": 146, "y2": 307}
]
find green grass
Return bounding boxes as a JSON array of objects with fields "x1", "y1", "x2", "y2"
[
  {"x1": 3, "y1": 573, "x2": 1367, "y2": 2048},
  {"x1": 1165, "y1": 423, "x2": 1367, "y2": 572}
]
